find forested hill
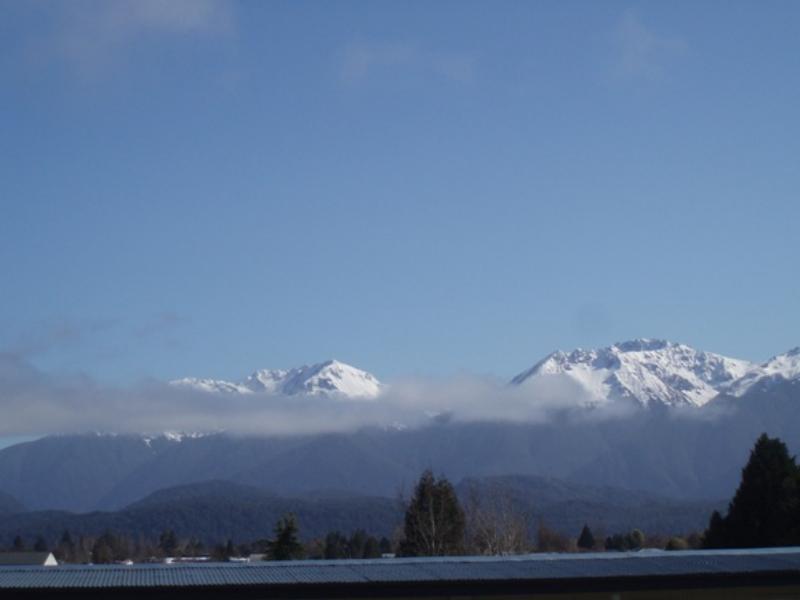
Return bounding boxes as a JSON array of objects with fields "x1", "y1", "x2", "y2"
[
  {"x1": 0, "y1": 482, "x2": 400, "y2": 548},
  {"x1": 0, "y1": 481, "x2": 402, "y2": 548},
  {"x1": 0, "y1": 476, "x2": 721, "y2": 549}
]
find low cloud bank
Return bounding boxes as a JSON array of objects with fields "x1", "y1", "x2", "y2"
[{"x1": 0, "y1": 354, "x2": 641, "y2": 437}]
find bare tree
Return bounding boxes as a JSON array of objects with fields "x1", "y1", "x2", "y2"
[
  {"x1": 463, "y1": 480, "x2": 531, "y2": 555},
  {"x1": 536, "y1": 520, "x2": 572, "y2": 553}
]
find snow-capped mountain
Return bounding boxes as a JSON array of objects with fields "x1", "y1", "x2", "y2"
[
  {"x1": 511, "y1": 339, "x2": 754, "y2": 408},
  {"x1": 724, "y1": 347, "x2": 800, "y2": 397},
  {"x1": 172, "y1": 360, "x2": 382, "y2": 399}
]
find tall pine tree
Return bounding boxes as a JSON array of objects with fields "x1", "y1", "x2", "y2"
[
  {"x1": 705, "y1": 433, "x2": 800, "y2": 548},
  {"x1": 577, "y1": 524, "x2": 595, "y2": 551}
]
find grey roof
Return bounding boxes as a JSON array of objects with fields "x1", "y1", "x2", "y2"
[
  {"x1": 0, "y1": 548, "x2": 799, "y2": 590},
  {"x1": 0, "y1": 553, "x2": 55, "y2": 566}
]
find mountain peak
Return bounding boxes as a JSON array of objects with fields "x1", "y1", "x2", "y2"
[
  {"x1": 725, "y1": 346, "x2": 800, "y2": 397},
  {"x1": 511, "y1": 339, "x2": 754, "y2": 408},
  {"x1": 172, "y1": 360, "x2": 382, "y2": 399}
]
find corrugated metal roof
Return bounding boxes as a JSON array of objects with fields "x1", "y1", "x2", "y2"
[{"x1": 0, "y1": 548, "x2": 799, "y2": 590}]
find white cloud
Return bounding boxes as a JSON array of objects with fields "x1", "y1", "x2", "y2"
[
  {"x1": 341, "y1": 42, "x2": 475, "y2": 84},
  {"x1": 613, "y1": 9, "x2": 687, "y2": 80},
  {"x1": 102, "y1": 0, "x2": 233, "y2": 33},
  {"x1": 0, "y1": 355, "x2": 626, "y2": 437}
]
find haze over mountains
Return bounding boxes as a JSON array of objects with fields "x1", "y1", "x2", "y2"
[{"x1": 0, "y1": 338, "x2": 798, "y2": 538}]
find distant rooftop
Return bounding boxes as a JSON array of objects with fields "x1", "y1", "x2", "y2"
[
  {"x1": 0, "y1": 552, "x2": 57, "y2": 567},
  {"x1": 1, "y1": 548, "x2": 799, "y2": 598}
]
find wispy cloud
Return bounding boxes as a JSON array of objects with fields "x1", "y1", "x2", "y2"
[
  {"x1": 612, "y1": 9, "x2": 687, "y2": 80},
  {"x1": 341, "y1": 42, "x2": 475, "y2": 84},
  {"x1": 24, "y1": 0, "x2": 235, "y2": 76},
  {"x1": 0, "y1": 312, "x2": 189, "y2": 364},
  {"x1": 135, "y1": 311, "x2": 190, "y2": 339},
  {"x1": 2, "y1": 317, "x2": 120, "y2": 359}
]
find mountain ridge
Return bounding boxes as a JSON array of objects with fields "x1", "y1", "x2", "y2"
[
  {"x1": 167, "y1": 340, "x2": 800, "y2": 409},
  {"x1": 725, "y1": 347, "x2": 800, "y2": 397},
  {"x1": 511, "y1": 338, "x2": 756, "y2": 408},
  {"x1": 171, "y1": 359, "x2": 382, "y2": 399}
]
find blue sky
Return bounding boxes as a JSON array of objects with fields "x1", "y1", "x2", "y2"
[{"x1": 1, "y1": 0, "x2": 799, "y2": 384}]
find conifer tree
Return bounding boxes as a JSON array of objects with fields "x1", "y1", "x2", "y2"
[
  {"x1": 348, "y1": 529, "x2": 367, "y2": 558},
  {"x1": 159, "y1": 529, "x2": 179, "y2": 556},
  {"x1": 363, "y1": 536, "x2": 381, "y2": 558},
  {"x1": 399, "y1": 470, "x2": 465, "y2": 556},
  {"x1": 379, "y1": 537, "x2": 393, "y2": 555},
  {"x1": 267, "y1": 514, "x2": 304, "y2": 560},
  {"x1": 324, "y1": 531, "x2": 348, "y2": 559},
  {"x1": 55, "y1": 530, "x2": 75, "y2": 563},
  {"x1": 704, "y1": 433, "x2": 800, "y2": 548},
  {"x1": 577, "y1": 524, "x2": 595, "y2": 550}
]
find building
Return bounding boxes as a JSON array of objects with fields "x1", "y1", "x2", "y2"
[
  {"x1": 0, "y1": 547, "x2": 799, "y2": 598},
  {"x1": 0, "y1": 552, "x2": 58, "y2": 567}
]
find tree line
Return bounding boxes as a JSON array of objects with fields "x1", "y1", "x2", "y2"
[{"x1": 5, "y1": 523, "x2": 394, "y2": 564}]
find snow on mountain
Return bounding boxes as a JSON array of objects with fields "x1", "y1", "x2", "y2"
[
  {"x1": 169, "y1": 377, "x2": 251, "y2": 394},
  {"x1": 724, "y1": 347, "x2": 800, "y2": 397},
  {"x1": 172, "y1": 360, "x2": 382, "y2": 400},
  {"x1": 511, "y1": 339, "x2": 754, "y2": 408},
  {"x1": 141, "y1": 431, "x2": 209, "y2": 448}
]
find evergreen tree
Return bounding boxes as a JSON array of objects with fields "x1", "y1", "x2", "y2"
[
  {"x1": 33, "y1": 536, "x2": 48, "y2": 552},
  {"x1": 362, "y1": 536, "x2": 381, "y2": 558},
  {"x1": 91, "y1": 537, "x2": 113, "y2": 564},
  {"x1": 604, "y1": 529, "x2": 646, "y2": 552},
  {"x1": 55, "y1": 530, "x2": 76, "y2": 563},
  {"x1": 91, "y1": 531, "x2": 129, "y2": 563},
  {"x1": 324, "y1": 531, "x2": 348, "y2": 559},
  {"x1": 379, "y1": 537, "x2": 393, "y2": 555},
  {"x1": 348, "y1": 529, "x2": 367, "y2": 558},
  {"x1": 267, "y1": 514, "x2": 304, "y2": 560},
  {"x1": 577, "y1": 524, "x2": 595, "y2": 550},
  {"x1": 12, "y1": 535, "x2": 24, "y2": 551},
  {"x1": 704, "y1": 433, "x2": 800, "y2": 548},
  {"x1": 703, "y1": 510, "x2": 726, "y2": 548},
  {"x1": 399, "y1": 470, "x2": 465, "y2": 556},
  {"x1": 158, "y1": 529, "x2": 179, "y2": 556}
]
